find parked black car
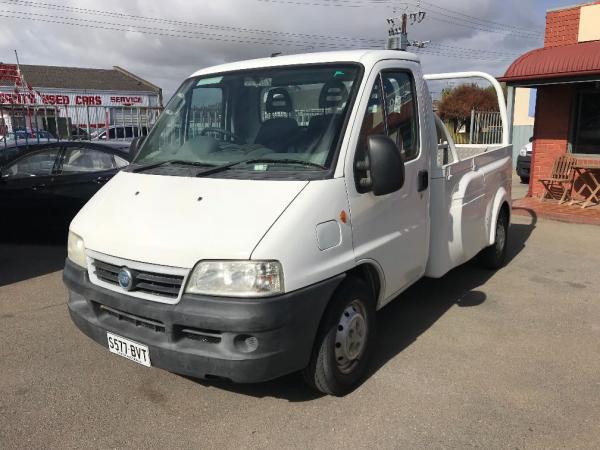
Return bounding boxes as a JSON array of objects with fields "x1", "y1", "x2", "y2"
[{"x1": 1, "y1": 141, "x2": 130, "y2": 235}]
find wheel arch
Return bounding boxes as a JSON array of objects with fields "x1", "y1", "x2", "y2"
[
  {"x1": 347, "y1": 260, "x2": 385, "y2": 309},
  {"x1": 488, "y1": 187, "x2": 511, "y2": 246}
]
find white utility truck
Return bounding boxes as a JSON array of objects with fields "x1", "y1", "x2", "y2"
[{"x1": 64, "y1": 50, "x2": 512, "y2": 396}]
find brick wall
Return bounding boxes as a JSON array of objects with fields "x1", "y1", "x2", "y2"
[
  {"x1": 530, "y1": 83, "x2": 600, "y2": 199},
  {"x1": 544, "y1": 1, "x2": 600, "y2": 47},
  {"x1": 530, "y1": 85, "x2": 574, "y2": 197},
  {"x1": 544, "y1": 5, "x2": 581, "y2": 47},
  {"x1": 528, "y1": 2, "x2": 600, "y2": 199}
]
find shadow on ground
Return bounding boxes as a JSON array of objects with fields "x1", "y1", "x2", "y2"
[
  {"x1": 190, "y1": 209, "x2": 538, "y2": 401},
  {"x1": 0, "y1": 226, "x2": 67, "y2": 287}
]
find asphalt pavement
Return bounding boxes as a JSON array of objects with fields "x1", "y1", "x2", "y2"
[{"x1": 1, "y1": 183, "x2": 599, "y2": 449}]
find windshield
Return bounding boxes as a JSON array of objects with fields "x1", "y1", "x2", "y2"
[{"x1": 134, "y1": 64, "x2": 361, "y2": 178}]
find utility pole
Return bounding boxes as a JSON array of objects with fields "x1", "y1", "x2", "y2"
[{"x1": 386, "y1": 2, "x2": 429, "y2": 51}]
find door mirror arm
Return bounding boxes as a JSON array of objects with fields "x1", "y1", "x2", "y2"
[{"x1": 129, "y1": 135, "x2": 146, "y2": 160}]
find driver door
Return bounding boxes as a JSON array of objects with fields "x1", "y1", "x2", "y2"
[{"x1": 346, "y1": 62, "x2": 431, "y2": 305}]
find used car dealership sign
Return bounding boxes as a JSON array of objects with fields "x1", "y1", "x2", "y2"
[{"x1": 0, "y1": 90, "x2": 151, "y2": 107}]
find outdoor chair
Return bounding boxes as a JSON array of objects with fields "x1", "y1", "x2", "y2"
[{"x1": 539, "y1": 154, "x2": 577, "y2": 203}]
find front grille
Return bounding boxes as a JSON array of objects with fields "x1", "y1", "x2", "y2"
[
  {"x1": 95, "y1": 302, "x2": 222, "y2": 343},
  {"x1": 97, "y1": 303, "x2": 166, "y2": 333},
  {"x1": 177, "y1": 327, "x2": 222, "y2": 344},
  {"x1": 92, "y1": 259, "x2": 184, "y2": 299}
]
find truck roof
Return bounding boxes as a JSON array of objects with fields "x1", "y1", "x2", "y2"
[{"x1": 189, "y1": 49, "x2": 421, "y2": 78}]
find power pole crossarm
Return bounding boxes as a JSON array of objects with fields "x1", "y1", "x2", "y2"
[{"x1": 385, "y1": 9, "x2": 427, "y2": 51}]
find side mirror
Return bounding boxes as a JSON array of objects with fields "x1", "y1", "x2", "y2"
[
  {"x1": 364, "y1": 135, "x2": 405, "y2": 196},
  {"x1": 529, "y1": 136, "x2": 534, "y2": 143}
]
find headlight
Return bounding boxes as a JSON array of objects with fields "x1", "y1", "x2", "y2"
[
  {"x1": 186, "y1": 261, "x2": 284, "y2": 297},
  {"x1": 67, "y1": 231, "x2": 87, "y2": 268},
  {"x1": 519, "y1": 146, "x2": 528, "y2": 157}
]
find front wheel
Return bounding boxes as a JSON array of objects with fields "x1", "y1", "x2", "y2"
[
  {"x1": 478, "y1": 209, "x2": 509, "y2": 270},
  {"x1": 302, "y1": 277, "x2": 376, "y2": 396},
  {"x1": 520, "y1": 176, "x2": 529, "y2": 184}
]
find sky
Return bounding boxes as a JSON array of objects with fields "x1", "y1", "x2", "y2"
[{"x1": 0, "y1": 0, "x2": 584, "y2": 99}]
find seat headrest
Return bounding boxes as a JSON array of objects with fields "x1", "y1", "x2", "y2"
[
  {"x1": 265, "y1": 88, "x2": 293, "y2": 113},
  {"x1": 319, "y1": 80, "x2": 349, "y2": 109}
]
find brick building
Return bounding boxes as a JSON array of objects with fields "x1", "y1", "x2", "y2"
[{"x1": 500, "y1": 1, "x2": 600, "y2": 198}]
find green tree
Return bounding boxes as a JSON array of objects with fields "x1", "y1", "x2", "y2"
[{"x1": 438, "y1": 84, "x2": 499, "y2": 133}]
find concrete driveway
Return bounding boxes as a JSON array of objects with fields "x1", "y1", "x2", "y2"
[{"x1": 1, "y1": 212, "x2": 599, "y2": 449}]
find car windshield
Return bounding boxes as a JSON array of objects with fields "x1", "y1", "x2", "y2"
[{"x1": 134, "y1": 64, "x2": 361, "y2": 177}]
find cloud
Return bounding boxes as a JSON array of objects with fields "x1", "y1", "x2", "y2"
[{"x1": 0, "y1": 0, "x2": 557, "y2": 98}]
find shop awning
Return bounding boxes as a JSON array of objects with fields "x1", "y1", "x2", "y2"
[{"x1": 499, "y1": 40, "x2": 600, "y2": 84}]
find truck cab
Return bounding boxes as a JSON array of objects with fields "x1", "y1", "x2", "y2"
[{"x1": 64, "y1": 50, "x2": 512, "y2": 396}]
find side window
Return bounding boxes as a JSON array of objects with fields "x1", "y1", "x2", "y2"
[
  {"x1": 188, "y1": 87, "x2": 223, "y2": 138},
  {"x1": 61, "y1": 147, "x2": 115, "y2": 174},
  {"x1": 354, "y1": 79, "x2": 385, "y2": 193},
  {"x1": 3, "y1": 148, "x2": 61, "y2": 178},
  {"x1": 108, "y1": 129, "x2": 116, "y2": 139},
  {"x1": 382, "y1": 72, "x2": 419, "y2": 160}
]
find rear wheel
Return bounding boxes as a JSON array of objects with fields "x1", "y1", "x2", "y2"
[
  {"x1": 478, "y1": 208, "x2": 509, "y2": 269},
  {"x1": 302, "y1": 277, "x2": 376, "y2": 396},
  {"x1": 520, "y1": 176, "x2": 529, "y2": 184}
]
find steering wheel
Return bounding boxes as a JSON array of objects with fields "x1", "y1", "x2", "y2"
[{"x1": 200, "y1": 127, "x2": 245, "y2": 144}]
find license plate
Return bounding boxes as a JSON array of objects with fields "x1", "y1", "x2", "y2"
[{"x1": 106, "y1": 332, "x2": 151, "y2": 367}]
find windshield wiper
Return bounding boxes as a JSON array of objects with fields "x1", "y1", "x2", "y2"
[
  {"x1": 131, "y1": 160, "x2": 215, "y2": 173},
  {"x1": 195, "y1": 158, "x2": 326, "y2": 177}
]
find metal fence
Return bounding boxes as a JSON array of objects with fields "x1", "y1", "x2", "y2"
[
  {"x1": 1, "y1": 103, "x2": 162, "y2": 149},
  {"x1": 469, "y1": 110, "x2": 503, "y2": 145},
  {"x1": 445, "y1": 110, "x2": 503, "y2": 145}
]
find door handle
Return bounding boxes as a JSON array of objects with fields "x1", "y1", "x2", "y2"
[
  {"x1": 417, "y1": 170, "x2": 429, "y2": 192},
  {"x1": 32, "y1": 184, "x2": 46, "y2": 190}
]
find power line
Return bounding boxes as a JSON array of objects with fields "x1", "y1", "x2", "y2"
[
  {"x1": 0, "y1": 9, "x2": 372, "y2": 49},
  {"x1": 417, "y1": 11, "x2": 542, "y2": 39},
  {"x1": 427, "y1": 43, "x2": 519, "y2": 58},
  {"x1": 0, "y1": 11, "x2": 342, "y2": 49},
  {"x1": 0, "y1": 0, "x2": 383, "y2": 46},
  {"x1": 419, "y1": 0, "x2": 544, "y2": 36},
  {"x1": 0, "y1": 3, "x2": 521, "y2": 63},
  {"x1": 262, "y1": 0, "x2": 543, "y2": 35},
  {"x1": 257, "y1": 0, "x2": 543, "y2": 39}
]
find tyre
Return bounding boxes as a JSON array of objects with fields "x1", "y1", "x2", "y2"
[
  {"x1": 302, "y1": 277, "x2": 376, "y2": 396},
  {"x1": 478, "y1": 208, "x2": 509, "y2": 270},
  {"x1": 520, "y1": 176, "x2": 529, "y2": 184}
]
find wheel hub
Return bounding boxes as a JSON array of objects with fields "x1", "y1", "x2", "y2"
[
  {"x1": 496, "y1": 219, "x2": 506, "y2": 253},
  {"x1": 334, "y1": 300, "x2": 368, "y2": 374}
]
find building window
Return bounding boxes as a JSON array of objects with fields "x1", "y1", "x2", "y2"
[{"x1": 571, "y1": 89, "x2": 600, "y2": 155}]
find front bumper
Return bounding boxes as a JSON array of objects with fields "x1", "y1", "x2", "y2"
[
  {"x1": 64, "y1": 259, "x2": 344, "y2": 383},
  {"x1": 516, "y1": 155, "x2": 531, "y2": 178}
]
